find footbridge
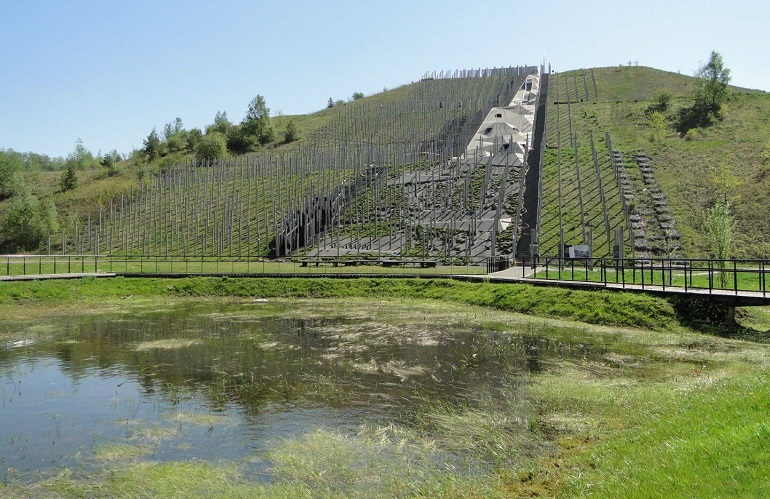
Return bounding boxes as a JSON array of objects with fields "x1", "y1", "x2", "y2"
[{"x1": 477, "y1": 257, "x2": 770, "y2": 315}]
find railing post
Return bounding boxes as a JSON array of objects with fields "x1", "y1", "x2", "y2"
[
  {"x1": 650, "y1": 259, "x2": 654, "y2": 286},
  {"x1": 621, "y1": 257, "x2": 625, "y2": 288},
  {"x1": 667, "y1": 259, "x2": 671, "y2": 287},
  {"x1": 708, "y1": 260, "x2": 713, "y2": 295},
  {"x1": 734, "y1": 260, "x2": 738, "y2": 295},
  {"x1": 641, "y1": 260, "x2": 645, "y2": 289},
  {"x1": 23, "y1": 256, "x2": 26, "y2": 276},
  {"x1": 684, "y1": 261, "x2": 688, "y2": 292},
  {"x1": 660, "y1": 260, "x2": 666, "y2": 291}
]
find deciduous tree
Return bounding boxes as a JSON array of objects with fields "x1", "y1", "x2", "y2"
[
  {"x1": 196, "y1": 133, "x2": 227, "y2": 162},
  {"x1": 242, "y1": 95, "x2": 275, "y2": 147},
  {"x1": 0, "y1": 149, "x2": 23, "y2": 199},
  {"x1": 695, "y1": 51, "x2": 731, "y2": 112},
  {"x1": 0, "y1": 183, "x2": 59, "y2": 252}
]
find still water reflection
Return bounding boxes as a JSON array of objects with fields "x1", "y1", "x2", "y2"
[{"x1": 1, "y1": 301, "x2": 604, "y2": 480}]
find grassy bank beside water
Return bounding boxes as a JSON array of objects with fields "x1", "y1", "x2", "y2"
[
  {"x1": 0, "y1": 276, "x2": 678, "y2": 332},
  {"x1": 2, "y1": 277, "x2": 769, "y2": 497}
]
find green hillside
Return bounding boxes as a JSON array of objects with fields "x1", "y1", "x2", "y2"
[
  {"x1": 1, "y1": 67, "x2": 530, "y2": 257},
  {"x1": 2, "y1": 64, "x2": 768, "y2": 259},
  {"x1": 541, "y1": 66, "x2": 769, "y2": 258}
]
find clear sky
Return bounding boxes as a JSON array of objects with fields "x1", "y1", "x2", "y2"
[{"x1": 1, "y1": 0, "x2": 767, "y2": 158}]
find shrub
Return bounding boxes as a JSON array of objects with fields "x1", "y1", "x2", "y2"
[
  {"x1": 196, "y1": 133, "x2": 227, "y2": 162},
  {"x1": 284, "y1": 120, "x2": 298, "y2": 143}
]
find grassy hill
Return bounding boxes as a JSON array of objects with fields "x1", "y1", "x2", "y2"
[
  {"x1": 3, "y1": 65, "x2": 769, "y2": 259},
  {"x1": 3, "y1": 68, "x2": 528, "y2": 257},
  {"x1": 541, "y1": 66, "x2": 769, "y2": 258}
]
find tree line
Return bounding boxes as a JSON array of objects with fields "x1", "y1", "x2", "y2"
[{"x1": 141, "y1": 95, "x2": 299, "y2": 166}]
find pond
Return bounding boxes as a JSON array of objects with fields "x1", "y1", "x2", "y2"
[{"x1": 1, "y1": 299, "x2": 610, "y2": 489}]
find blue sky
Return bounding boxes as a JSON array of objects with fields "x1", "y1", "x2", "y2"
[{"x1": 1, "y1": 0, "x2": 767, "y2": 158}]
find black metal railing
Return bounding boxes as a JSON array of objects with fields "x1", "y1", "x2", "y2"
[
  {"x1": 0, "y1": 254, "x2": 496, "y2": 278},
  {"x1": 523, "y1": 256, "x2": 769, "y2": 296}
]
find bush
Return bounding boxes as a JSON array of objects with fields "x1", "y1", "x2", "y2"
[
  {"x1": 196, "y1": 133, "x2": 227, "y2": 162},
  {"x1": 284, "y1": 120, "x2": 298, "y2": 143},
  {"x1": 225, "y1": 126, "x2": 257, "y2": 154},
  {"x1": 0, "y1": 187, "x2": 59, "y2": 252},
  {"x1": 654, "y1": 90, "x2": 672, "y2": 110}
]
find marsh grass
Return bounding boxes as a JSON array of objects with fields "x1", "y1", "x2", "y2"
[
  {"x1": 168, "y1": 413, "x2": 228, "y2": 427},
  {"x1": 127, "y1": 425, "x2": 181, "y2": 445},
  {"x1": 134, "y1": 339, "x2": 203, "y2": 351},
  {"x1": 266, "y1": 428, "x2": 506, "y2": 498},
  {"x1": 93, "y1": 443, "x2": 152, "y2": 462},
  {"x1": 511, "y1": 332, "x2": 770, "y2": 497}
]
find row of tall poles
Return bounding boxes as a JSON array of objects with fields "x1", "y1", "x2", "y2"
[
  {"x1": 59, "y1": 66, "x2": 538, "y2": 259},
  {"x1": 538, "y1": 70, "x2": 631, "y2": 258}
]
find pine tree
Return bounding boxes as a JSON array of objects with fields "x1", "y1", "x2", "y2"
[
  {"x1": 60, "y1": 164, "x2": 78, "y2": 192},
  {"x1": 143, "y1": 128, "x2": 162, "y2": 160},
  {"x1": 242, "y1": 95, "x2": 275, "y2": 146}
]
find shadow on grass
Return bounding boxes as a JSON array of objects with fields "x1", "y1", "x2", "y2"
[
  {"x1": 670, "y1": 296, "x2": 770, "y2": 343},
  {"x1": 675, "y1": 102, "x2": 720, "y2": 134}
]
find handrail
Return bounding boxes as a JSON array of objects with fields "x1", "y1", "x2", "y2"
[
  {"x1": 0, "y1": 254, "x2": 493, "y2": 278},
  {"x1": 528, "y1": 256, "x2": 770, "y2": 296}
]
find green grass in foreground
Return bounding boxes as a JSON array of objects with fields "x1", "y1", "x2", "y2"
[{"x1": 564, "y1": 373, "x2": 770, "y2": 497}]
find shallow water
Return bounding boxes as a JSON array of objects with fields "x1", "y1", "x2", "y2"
[{"x1": 0, "y1": 301, "x2": 606, "y2": 481}]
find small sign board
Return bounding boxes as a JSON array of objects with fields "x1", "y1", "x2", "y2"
[{"x1": 569, "y1": 245, "x2": 591, "y2": 259}]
